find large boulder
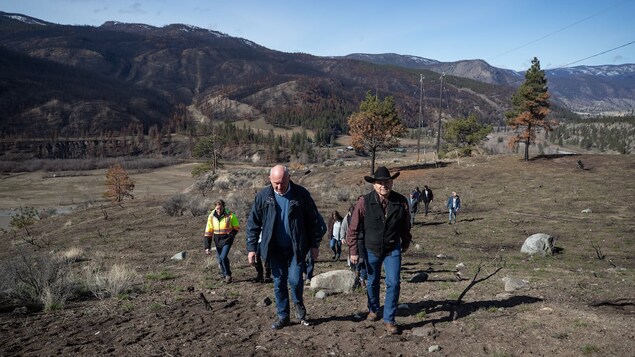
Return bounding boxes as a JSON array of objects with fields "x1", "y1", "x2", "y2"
[
  {"x1": 521, "y1": 233, "x2": 554, "y2": 256},
  {"x1": 309, "y1": 270, "x2": 356, "y2": 293}
]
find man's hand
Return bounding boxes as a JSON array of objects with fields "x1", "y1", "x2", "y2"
[
  {"x1": 350, "y1": 254, "x2": 359, "y2": 265},
  {"x1": 204, "y1": 248, "x2": 210, "y2": 255},
  {"x1": 311, "y1": 247, "x2": 319, "y2": 261},
  {"x1": 248, "y1": 251, "x2": 257, "y2": 265}
]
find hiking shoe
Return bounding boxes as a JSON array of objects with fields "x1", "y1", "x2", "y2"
[
  {"x1": 366, "y1": 311, "x2": 379, "y2": 322},
  {"x1": 271, "y1": 317, "x2": 290, "y2": 330},
  {"x1": 384, "y1": 322, "x2": 398, "y2": 335},
  {"x1": 254, "y1": 275, "x2": 264, "y2": 283},
  {"x1": 225, "y1": 276, "x2": 232, "y2": 283},
  {"x1": 295, "y1": 305, "x2": 310, "y2": 326},
  {"x1": 295, "y1": 304, "x2": 307, "y2": 320}
]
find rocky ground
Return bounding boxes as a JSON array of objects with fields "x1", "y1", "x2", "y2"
[{"x1": 1, "y1": 154, "x2": 634, "y2": 356}]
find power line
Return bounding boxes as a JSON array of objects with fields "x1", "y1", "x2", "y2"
[
  {"x1": 548, "y1": 40, "x2": 635, "y2": 69},
  {"x1": 488, "y1": 1, "x2": 626, "y2": 62}
]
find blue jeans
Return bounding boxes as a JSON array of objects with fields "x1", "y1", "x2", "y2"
[
  {"x1": 366, "y1": 244, "x2": 401, "y2": 324},
  {"x1": 269, "y1": 249, "x2": 305, "y2": 320},
  {"x1": 216, "y1": 241, "x2": 233, "y2": 278},
  {"x1": 448, "y1": 208, "x2": 457, "y2": 223},
  {"x1": 330, "y1": 239, "x2": 342, "y2": 257}
]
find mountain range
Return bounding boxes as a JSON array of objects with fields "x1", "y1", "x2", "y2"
[{"x1": 1, "y1": 11, "x2": 633, "y2": 140}]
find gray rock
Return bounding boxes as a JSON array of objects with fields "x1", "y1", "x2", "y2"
[
  {"x1": 428, "y1": 345, "x2": 441, "y2": 352},
  {"x1": 502, "y1": 276, "x2": 529, "y2": 292},
  {"x1": 315, "y1": 290, "x2": 330, "y2": 299},
  {"x1": 581, "y1": 208, "x2": 592, "y2": 213},
  {"x1": 520, "y1": 233, "x2": 554, "y2": 256},
  {"x1": 412, "y1": 327, "x2": 437, "y2": 337},
  {"x1": 171, "y1": 251, "x2": 187, "y2": 260},
  {"x1": 310, "y1": 270, "x2": 356, "y2": 293}
]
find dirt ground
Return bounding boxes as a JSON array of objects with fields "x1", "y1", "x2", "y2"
[{"x1": 1, "y1": 154, "x2": 634, "y2": 356}]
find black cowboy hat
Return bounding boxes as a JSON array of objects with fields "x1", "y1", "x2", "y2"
[{"x1": 364, "y1": 166, "x2": 400, "y2": 183}]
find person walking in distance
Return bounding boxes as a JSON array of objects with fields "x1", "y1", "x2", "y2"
[
  {"x1": 447, "y1": 191, "x2": 461, "y2": 224},
  {"x1": 203, "y1": 200, "x2": 240, "y2": 283},
  {"x1": 347, "y1": 166, "x2": 412, "y2": 335},
  {"x1": 246, "y1": 165, "x2": 326, "y2": 330},
  {"x1": 422, "y1": 185, "x2": 434, "y2": 216},
  {"x1": 328, "y1": 211, "x2": 344, "y2": 260},
  {"x1": 408, "y1": 186, "x2": 421, "y2": 225}
]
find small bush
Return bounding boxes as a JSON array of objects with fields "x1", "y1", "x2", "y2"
[
  {"x1": 86, "y1": 263, "x2": 138, "y2": 299},
  {"x1": 38, "y1": 207, "x2": 58, "y2": 219},
  {"x1": 1, "y1": 250, "x2": 74, "y2": 311},
  {"x1": 336, "y1": 188, "x2": 351, "y2": 202},
  {"x1": 163, "y1": 194, "x2": 188, "y2": 216},
  {"x1": 191, "y1": 163, "x2": 212, "y2": 178},
  {"x1": 10, "y1": 206, "x2": 39, "y2": 233},
  {"x1": 60, "y1": 247, "x2": 85, "y2": 262},
  {"x1": 188, "y1": 196, "x2": 210, "y2": 217}
]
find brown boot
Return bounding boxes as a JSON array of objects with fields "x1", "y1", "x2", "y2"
[
  {"x1": 366, "y1": 311, "x2": 379, "y2": 322},
  {"x1": 384, "y1": 322, "x2": 398, "y2": 335}
]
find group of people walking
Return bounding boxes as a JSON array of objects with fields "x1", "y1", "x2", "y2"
[{"x1": 202, "y1": 163, "x2": 462, "y2": 335}]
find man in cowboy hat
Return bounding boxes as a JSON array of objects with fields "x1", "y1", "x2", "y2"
[{"x1": 346, "y1": 166, "x2": 412, "y2": 335}]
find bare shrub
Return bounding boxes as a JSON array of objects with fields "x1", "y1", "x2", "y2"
[
  {"x1": 195, "y1": 173, "x2": 218, "y2": 196},
  {"x1": 38, "y1": 207, "x2": 58, "y2": 219},
  {"x1": 215, "y1": 180, "x2": 230, "y2": 190},
  {"x1": 1, "y1": 250, "x2": 74, "y2": 311},
  {"x1": 188, "y1": 196, "x2": 211, "y2": 217},
  {"x1": 60, "y1": 247, "x2": 85, "y2": 263},
  {"x1": 85, "y1": 263, "x2": 138, "y2": 299},
  {"x1": 225, "y1": 194, "x2": 255, "y2": 220},
  {"x1": 323, "y1": 159, "x2": 335, "y2": 167},
  {"x1": 336, "y1": 187, "x2": 352, "y2": 202},
  {"x1": 163, "y1": 193, "x2": 188, "y2": 216}
]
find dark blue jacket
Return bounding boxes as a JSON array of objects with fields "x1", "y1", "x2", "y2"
[{"x1": 246, "y1": 181, "x2": 326, "y2": 262}]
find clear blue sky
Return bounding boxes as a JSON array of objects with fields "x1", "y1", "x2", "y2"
[{"x1": 3, "y1": 0, "x2": 634, "y2": 71}]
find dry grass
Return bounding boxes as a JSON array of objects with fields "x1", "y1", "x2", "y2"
[
  {"x1": 60, "y1": 247, "x2": 85, "y2": 262},
  {"x1": 85, "y1": 263, "x2": 138, "y2": 299}
]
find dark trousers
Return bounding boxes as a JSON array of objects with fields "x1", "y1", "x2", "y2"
[{"x1": 255, "y1": 252, "x2": 271, "y2": 279}]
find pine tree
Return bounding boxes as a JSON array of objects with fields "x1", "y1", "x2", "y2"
[
  {"x1": 104, "y1": 163, "x2": 135, "y2": 202},
  {"x1": 443, "y1": 114, "x2": 492, "y2": 156},
  {"x1": 348, "y1": 92, "x2": 407, "y2": 174},
  {"x1": 505, "y1": 57, "x2": 556, "y2": 161}
]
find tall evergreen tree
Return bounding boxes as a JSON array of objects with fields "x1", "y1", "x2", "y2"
[
  {"x1": 443, "y1": 114, "x2": 492, "y2": 156},
  {"x1": 506, "y1": 57, "x2": 556, "y2": 161}
]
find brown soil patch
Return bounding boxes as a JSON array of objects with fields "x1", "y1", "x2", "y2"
[{"x1": 1, "y1": 154, "x2": 634, "y2": 356}]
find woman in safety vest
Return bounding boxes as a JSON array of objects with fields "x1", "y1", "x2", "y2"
[{"x1": 204, "y1": 200, "x2": 240, "y2": 283}]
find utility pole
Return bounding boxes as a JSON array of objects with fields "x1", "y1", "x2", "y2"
[
  {"x1": 417, "y1": 74, "x2": 424, "y2": 162},
  {"x1": 436, "y1": 73, "x2": 445, "y2": 155}
]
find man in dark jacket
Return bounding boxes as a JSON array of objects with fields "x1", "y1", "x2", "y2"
[
  {"x1": 347, "y1": 166, "x2": 412, "y2": 335},
  {"x1": 246, "y1": 165, "x2": 326, "y2": 330},
  {"x1": 422, "y1": 185, "x2": 434, "y2": 216}
]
